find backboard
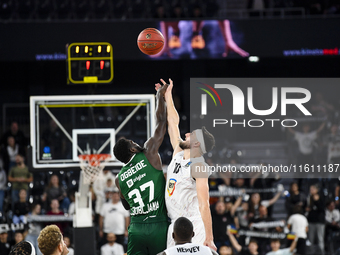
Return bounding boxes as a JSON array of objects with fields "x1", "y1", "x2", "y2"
[{"x1": 29, "y1": 94, "x2": 155, "y2": 171}]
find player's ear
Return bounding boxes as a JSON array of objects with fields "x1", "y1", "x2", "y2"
[
  {"x1": 172, "y1": 233, "x2": 175, "y2": 239},
  {"x1": 192, "y1": 231, "x2": 195, "y2": 237}
]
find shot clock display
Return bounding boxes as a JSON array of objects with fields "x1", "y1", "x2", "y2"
[{"x1": 67, "y1": 42, "x2": 113, "y2": 84}]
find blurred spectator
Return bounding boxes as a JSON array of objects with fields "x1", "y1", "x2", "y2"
[
  {"x1": 12, "y1": 189, "x2": 29, "y2": 224},
  {"x1": 46, "y1": 199, "x2": 67, "y2": 234},
  {"x1": 248, "y1": 184, "x2": 284, "y2": 219},
  {"x1": 247, "y1": 0, "x2": 270, "y2": 16},
  {"x1": 41, "y1": 174, "x2": 70, "y2": 212},
  {"x1": 218, "y1": 245, "x2": 234, "y2": 255},
  {"x1": 64, "y1": 236, "x2": 74, "y2": 255},
  {"x1": 169, "y1": 3, "x2": 185, "y2": 18},
  {"x1": 311, "y1": 91, "x2": 334, "y2": 118},
  {"x1": 99, "y1": 188, "x2": 129, "y2": 249},
  {"x1": 2, "y1": 136, "x2": 25, "y2": 173},
  {"x1": 68, "y1": 191, "x2": 75, "y2": 216},
  {"x1": 41, "y1": 119, "x2": 67, "y2": 160},
  {"x1": 266, "y1": 238, "x2": 297, "y2": 255},
  {"x1": 287, "y1": 122, "x2": 326, "y2": 166},
  {"x1": 153, "y1": 4, "x2": 167, "y2": 19},
  {"x1": 327, "y1": 124, "x2": 340, "y2": 164},
  {"x1": 285, "y1": 181, "x2": 306, "y2": 217},
  {"x1": 8, "y1": 154, "x2": 32, "y2": 208},
  {"x1": 100, "y1": 233, "x2": 124, "y2": 255},
  {"x1": 14, "y1": 231, "x2": 24, "y2": 244},
  {"x1": 212, "y1": 196, "x2": 242, "y2": 249},
  {"x1": 287, "y1": 205, "x2": 308, "y2": 255},
  {"x1": 305, "y1": 0, "x2": 326, "y2": 15},
  {"x1": 0, "y1": 165, "x2": 6, "y2": 215},
  {"x1": 325, "y1": 200, "x2": 340, "y2": 246},
  {"x1": 1, "y1": 121, "x2": 28, "y2": 149},
  {"x1": 188, "y1": 4, "x2": 204, "y2": 18},
  {"x1": 249, "y1": 206, "x2": 276, "y2": 255},
  {"x1": 93, "y1": 169, "x2": 115, "y2": 217},
  {"x1": 306, "y1": 184, "x2": 325, "y2": 255},
  {"x1": 325, "y1": 0, "x2": 340, "y2": 14},
  {"x1": 235, "y1": 200, "x2": 250, "y2": 230},
  {"x1": 227, "y1": 227, "x2": 259, "y2": 255},
  {"x1": 25, "y1": 203, "x2": 42, "y2": 255},
  {"x1": 0, "y1": 228, "x2": 12, "y2": 255}
]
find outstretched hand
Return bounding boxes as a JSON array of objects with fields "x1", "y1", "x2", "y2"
[
  {"x1": 203, "y1": 239, "x2": 217, "y2": 251},
  {"x1": 155, "y1": 78, "x2": 173, "y2": 101}
]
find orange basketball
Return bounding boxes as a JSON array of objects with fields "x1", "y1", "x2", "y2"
[{"x1": 137, "y1": 28, "x2": 165, "y2": 55}]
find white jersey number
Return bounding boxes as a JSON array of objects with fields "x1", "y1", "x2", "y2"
[{"x1": 128, "y1": 180, "x2": 154, "y2": 207}]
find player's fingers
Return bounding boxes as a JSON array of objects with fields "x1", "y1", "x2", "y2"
[{"x1": 160, "y1": 79, "x2": 167, "y2": 85}]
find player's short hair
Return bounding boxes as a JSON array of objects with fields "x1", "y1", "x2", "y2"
[
  {"x1": 270, "y1": 238, "x2": 281, "y2": 243},
  {"x1": 173, "y1": 217, "x2": 193, "y2": 241},
  {"x1": 37, "y1": 225, "x2": 63, "y2": 255},
  {"x1": 202, "y1": 126, "x2": 215, "y2": 152},
  {"x1": 113, "y1": 138, "x2": 132, "y2": 164}
]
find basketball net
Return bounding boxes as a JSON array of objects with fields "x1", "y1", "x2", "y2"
[{"x1": 78, "y1": 154, "x2": 111, "y2": 184}]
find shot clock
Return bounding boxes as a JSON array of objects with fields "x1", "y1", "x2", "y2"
[{"x1": 67, "y1": 42, "x2": 113, "y2": 84}]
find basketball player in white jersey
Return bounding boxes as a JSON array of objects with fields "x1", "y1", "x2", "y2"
[
  {"x1": 155, "y1": 79, "x2": 217, "y2": 251},
  {"x1": 157, "y1": 217, "x2": 218, "y2": 255}
]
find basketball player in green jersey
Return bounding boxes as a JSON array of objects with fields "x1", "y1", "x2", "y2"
[{"x1": 113, "y1": 83, "x2": 169, "y2": 255}]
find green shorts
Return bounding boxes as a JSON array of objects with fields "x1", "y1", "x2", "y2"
[{"x1": 127, "y1": 216, "x2": 169, "y2": 255}]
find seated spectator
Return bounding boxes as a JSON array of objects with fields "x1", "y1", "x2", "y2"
[
  {"x1": 41, "y1": 174, "x2": 70, "y2": 212},
  {"x1": 306, "y1": 184, "x2": 325, "y2": 255},
  {"x1": 13, "y1": 189, "x2": 30, "y2": 224},
  {"x1": 14, "y1": 231, "x2": 24, "y2": 245},
  {"x1": 285, "y1": 182, "x2": 306, "y2": 217},
  {"x1": 325, "y1": 200, "x2": 340, "y2": 247},
  {"x1": 265, "y1": 238, "x2": 298, "y2": 255},
  {"x1": 325, "y1": 0, "x2": 340, "y2": 14},
  {"x1": 25, "y1": 203, "x2": 43, "y2": 255},
  {"x1": 0, "y1": 164, "x2": 6, "y2": 216},
  {"x1": 169, "y1": 3, "x2": 186, "y2": 18},
  {"x1": 2, "y1": 136, "x2": 25, "y2": 173},
  {"x1": 100, "y1": 233, "x2": 124, "y2": 255},
  {"x1": 8, "y1": 154, "x2": 32, "y2": 208},
  {"x1": 248, "y1": 184, "x2": 284, "y2": 219},
  {"x1": 46, "y1": 199, "x2": 67, "y2": 234},
  {"x1": 68, "y1": 191, "x2": 75, "y2": 216},
  {"x1": 311, "y1": 91, "x2": 334, "y2": 117},
  {"x1": 0, "y1": 228, "x2": 13, "y2": 255},
  {"x1": 287, "y1": 205, "x2": 308, "y2": 255},
  {"x1": 235, "y1": 200, "x2": 250, "y2": 229},
  {"x1": 1, "y1": 121, "x2": 28, "y2": 150},
  {"x1": 218, "y1": 245, "x2": 234, "y2": 255},
  {"x1": 153, "y1": 4, "x2": 167, "y2": 19},
  {"x1": 227, "y1": 227, "x2": 259, "y2": 255},
  {"x1": 64, "y1": 236, "x2": 74, "y2": 255}
]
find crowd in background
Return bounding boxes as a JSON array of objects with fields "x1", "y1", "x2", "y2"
[{"x1": 0, "y1": 0, "x2": 339, "y2": 21}]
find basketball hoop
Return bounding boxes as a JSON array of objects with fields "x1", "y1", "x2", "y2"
[{"x1": 78, "y1": 154, "x2": 111, "y2": 184}]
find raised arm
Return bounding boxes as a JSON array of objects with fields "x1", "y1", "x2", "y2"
[
  {"x1": 317, "y1": 121, "x2": 326, "y2": 133},
  {"x1": 227, "y1": 227, "x2": 242, "y2": 252},
  {"x1": 144, "y1": 83, "x2": 168, "y2": 169},
  {"x1": 157, "y1": 79, "x2": 183, "y2": 156},
  {"x1": 267, "y1": 184, "x2": 284, "y2": 207}
]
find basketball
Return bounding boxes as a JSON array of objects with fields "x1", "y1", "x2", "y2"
[{"x1": 137, "y1": 28, "x2": 165, "y2": 55}]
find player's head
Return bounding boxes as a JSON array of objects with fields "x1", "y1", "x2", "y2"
[
  {"x1": 248, "y1": 239, "x2": 258, "y2": 253},
  {"x1": 179, "y1": 126, "x2": 215, "y2": 154},
  {"x1": 270, "y1": 238, "x2": 281, "y2": 251},
  {"x1": 38, "y1": 225, "x2": 69, "y2": 255},
  {"x1": 172, "y1": 217, "x2": 194, "y2": 244},
  {"x1": 113, "y1": 138, "x2": 145, "y2": 164},
  {"x1": 9, "y1": 241, "x2": 36, "y2": 255},
  {"x1": 106, "y1": 233, "x2": 117, "y2": 244}
]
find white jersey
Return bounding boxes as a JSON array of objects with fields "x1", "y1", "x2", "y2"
[
  {"x1": 165, "y1": 151, "x2": 209, "y2": 247},
  {"x1": 162, "y1": 243, "x2": 217, "y2": 255}
]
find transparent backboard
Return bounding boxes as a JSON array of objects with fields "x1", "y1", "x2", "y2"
[{"x1": 30, "y1": 95, "x2": 155, "y2": 170}]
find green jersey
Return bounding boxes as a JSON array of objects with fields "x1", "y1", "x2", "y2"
[{"x1": 118, "y1": 152, "x2": 167, "y2": 221}]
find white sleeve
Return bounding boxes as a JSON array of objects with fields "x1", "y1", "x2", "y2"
[
  {"x1": 118, "y1": 244, "x2": 124, "y2": 255},
  {"x1": 100, "y1": 204, "x2": 106, "y2": 217},
  {"x1": 287, "y1": 215, "x2": 292, "y2": 225},
  {"x1": 281, "y1": 248, "x2": 293, "y2": 255},
  {"x1": 101, "y1": 246, "x2": 106, "y2": 255},
  {"x1": 261, "y1": 200, "x2": 270, "y2": 207}
]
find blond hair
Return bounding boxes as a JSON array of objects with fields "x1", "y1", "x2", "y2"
[{"x1": 38, "y1": 225, "x2": 62, "y2": 255}]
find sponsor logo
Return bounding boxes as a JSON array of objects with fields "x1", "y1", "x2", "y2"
[{"x1": 127, "y1": 179, "x2": 133, "y2": 188}]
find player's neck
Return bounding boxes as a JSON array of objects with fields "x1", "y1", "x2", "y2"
[
  {"x1": 175, "y1": 240, "x2": 191, "y2": 245},
  {"x1": 183, "y1": 148, "x2": 201, "y2": 160}
]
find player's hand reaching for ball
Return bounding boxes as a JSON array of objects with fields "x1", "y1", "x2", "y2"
[{"x1": 155, "y1": 78, "x2": 173, "y2": 101}]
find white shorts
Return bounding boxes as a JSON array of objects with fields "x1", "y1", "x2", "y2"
[{"x1": 167, "y1": 217, "x2": 206, "y2": 248}]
